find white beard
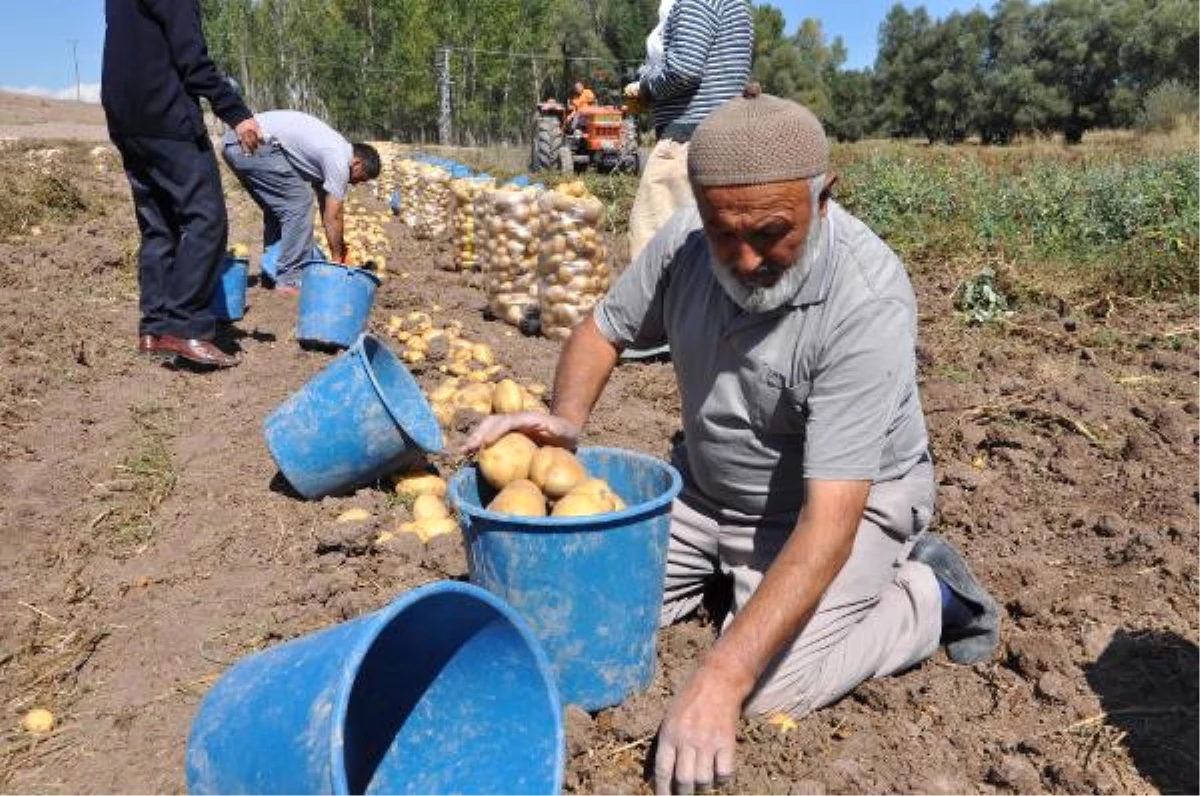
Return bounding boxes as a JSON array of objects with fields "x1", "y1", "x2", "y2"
[{"x1": 709, "y1": 208, "x2": 827, "y2": 314}]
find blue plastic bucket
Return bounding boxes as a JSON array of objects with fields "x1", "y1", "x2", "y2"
[
  {"x1": 210, "y1": 256, "x2": 249, "y2": 321},
  {"x1": 186, "y1": 581, "x2": 565, "y2": 795},
  {"x1": 261, "y1": 241, "x2": 281, "y2": 282},
  {"x1": 449, "y1": 447, "x2": 682, "y2": 710},
  {"x1": 264, "y1": 334, "x2": 443, "y2": 499},
  {"x1": 296, "y1": 261, "x2": 381, "y2": 350}
]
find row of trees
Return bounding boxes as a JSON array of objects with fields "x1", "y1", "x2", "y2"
[
  {"x1": 765, "y1": 0, "x2": 1199, "y2": 143},
  {"x1": 201, "y1": 0, "x2": 1198, "y2": 146},
  {"x1": 200, "y1": 0, "x2": 658, "y2": 144}
]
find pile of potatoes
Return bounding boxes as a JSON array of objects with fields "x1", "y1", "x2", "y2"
[
  {"x1": 385, "y1": 311, "x2": 498, "y2": 374},
  {"x1": 428, "y1": 377, "x2": 547, "y2": 428},
  {"x1": 413, "y1": 164, "x2": 452, "y2": 240},
  {"x1": 449, "y1": 176, "x2": 494, "y2": 272},
  {"x1": 479, "y1": 185, "x2": 543, "y2": 327},
  {"x1": 342, "y1": 204, "x2": 392, "y2": 272},
  {"x1": 391, "y1": 468, "x2": 457, "y2": 543},
  {"x1": 478, "y1": 433, "x2": 627, "y2": 518},
  {"x1": 368, "y1": 142, "x2": 404, "y2": 201},
  {"x1": 396, "y1": 159, "x2": 422, "y2": 228},
  {"x1": 537, "y1": 181, "x2": 612, "y2": 342}
]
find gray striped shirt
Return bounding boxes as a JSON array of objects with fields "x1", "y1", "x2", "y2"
[{"x1": 639, "y1": 0, "x2": 754, "y2": 135}]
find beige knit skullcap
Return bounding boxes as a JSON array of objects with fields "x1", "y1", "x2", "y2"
[{"x1": 688, "y1": 83, "x2": 830, "y2": 187}]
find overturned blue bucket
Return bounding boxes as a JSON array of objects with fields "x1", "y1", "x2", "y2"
[
  {"x1": 264, "y1": 334, "x2": 443, "y2": 499},
  {"x1": 186, "y1": 581, "x2": 566, "y2": 795},
  {"x1": 210, "y1": 255, "x2": 249, "y2": 321},
  {"x1": 296, "y1": 261, "x2": 381, "y2": 350},
  {"x1": 450, "y1": 447, "x2": 682, "y2": 710}
]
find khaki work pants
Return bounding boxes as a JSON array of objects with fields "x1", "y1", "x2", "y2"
[
  {"x1": 661, "y1": 459, "x2": 942, "y2": 717},
  {"x1": 628, "y1": 139, "x2": 695, "y2": 261}
]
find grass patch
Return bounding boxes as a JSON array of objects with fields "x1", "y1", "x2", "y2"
[
  {"x1": 0, "y1": 144, "x2": 92, "y2": 240},
  {"x1": 98, "y1": 404, "x2": 178, "y2": 553},
  {"x1": 834, "y1": 139, "x2": 1199, "y2": 301}
]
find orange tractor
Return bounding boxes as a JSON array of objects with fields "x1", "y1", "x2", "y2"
[{"x1": 530, "y1": 97, "x2": 640, "y2": 175}]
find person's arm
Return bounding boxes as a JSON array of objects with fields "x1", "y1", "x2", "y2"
[
  {"x1": 144, "y1": 0, "x2": 259, "y2": 149},
  {"x1": 654, "y1": 479, "x2": 868, "y2": 794},
  {"x1": 639, "y1": 0, "x2": 719, "y2": 102},
  {"x1": 318, "y1": 190, "x2": 348, "y2": 263}
]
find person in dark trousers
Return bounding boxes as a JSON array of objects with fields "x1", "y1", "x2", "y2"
[{"x1": 102, "y1": 0, "x2": 261, "y2": 368}]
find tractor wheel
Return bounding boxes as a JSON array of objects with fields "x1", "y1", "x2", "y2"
[{"x1": 531, "y1": 116, "x2": 564, "y2": 173}]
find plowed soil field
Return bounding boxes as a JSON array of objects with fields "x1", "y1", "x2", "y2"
[{"x1": 1, "y1": 97, "x2": 1196, "y2": 795}]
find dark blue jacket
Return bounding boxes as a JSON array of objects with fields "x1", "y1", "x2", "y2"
[{"x1": 102, "y1": 0, "x2": 252, "y2": 139}]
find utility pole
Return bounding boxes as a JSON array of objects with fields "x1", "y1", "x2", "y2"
[
  {"x1": 67, "y1": 39, "x2": 81, "y2": 101},
  {"x1": 437, "y1": 47, "x2": 452, "y2": 146}
]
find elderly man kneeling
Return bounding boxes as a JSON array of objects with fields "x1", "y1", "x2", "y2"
[{"x1": 466, "y1": 86, "x2": 1000, "y2": 795}]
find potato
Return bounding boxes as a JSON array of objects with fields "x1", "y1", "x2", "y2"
[
  {"x1": 412, "y1": 492, "x2": 450, "y2": 521},
  {"x1": 472, "y1": 343, "x2": 495, "y2": 366},
  {"x1": 478, "y1": 432, "x2": 537, "y2": 489},
  {"x1": 336, "y1": 508, "x2": 372, "y2": 523},
  {"x1": 551, "y1": 491, "x2": 612, "y2": 517},
  {"x1": 393, "y1": 470, "x2": 448, "y2": 499},
  {"x1": 430, "y1": 379, "x2": 460, "y2": 404},
  {"x1": 529, "y1": 447, "x2": 587, "y2": 499},
  {"x1": 567, "y1": 477, "x2": 623, "y2": 508},
  {"x1": 432, "y1": 402, "x2": 455, "y2": 426},
  {"x1": 400, "y1": 516, "x2": 459, "y2": 543},
  {"x1": 488, "y1": 479, "x2": 547, "y2": 516},
  {"x1": 21, "y1": 708, "x2": 54, "y2": 735},
  {"x1": 455, "y1": 383, "x2": 494, "y2": 414},
  {"x1": 492, "y1": 378, "x2": 524, "y2": 414}
]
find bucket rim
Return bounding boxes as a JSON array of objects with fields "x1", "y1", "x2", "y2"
[
  {"x1": 300, "y1": 259, "x2": 382, "y2": 286},
  {"x1": 327, "y1": 581, "x2": 566, "y2": 794},
  {"x1": 352, "y1": 334, "x2": 445, "y2": 454},
  {"x1": 448, "y1": 445, "x2": 682, "y2": 528}
]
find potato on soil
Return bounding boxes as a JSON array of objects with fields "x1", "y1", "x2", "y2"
[
  {"x1": 21, "y1": 708, "x2": 55, "y2": 734},
  {"x1": 491, "y1": 378, "x2": 524, "y2": 414},
  {"x1": 478, "y1": 432, "x2": 537, "y2": 489},
  {"x1": 399, "y1": 516, "x2": 459, "y2": 543},
  {"x1": 393, "y1": 470, "x2": 448, "y2": 498},
  {"x1": 488, "y1": 479, "x2": 548, "y2": 516},
  {"x1": 529, "y1": 447, "x2": 587, "y2": 499},
  {"x1": 412, "y1": 492, "x2": 450, "y2": 521}
]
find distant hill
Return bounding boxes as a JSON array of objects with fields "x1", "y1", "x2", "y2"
[{"x1": 0, "y1": 90, "x2": 108, "y2": 141}]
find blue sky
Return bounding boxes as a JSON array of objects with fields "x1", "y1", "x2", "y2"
[{"x1": 0, "y1": 1, "x2": 987, "y2": 101}]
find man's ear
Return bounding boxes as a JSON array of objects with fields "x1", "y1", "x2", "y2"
[{"x1": 819, "y1": 172, "x2": 839, "y2": 214}]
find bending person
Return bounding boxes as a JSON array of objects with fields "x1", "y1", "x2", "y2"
[{"x1": 221, "y1": 110, "x2": 380, "y2": 293}]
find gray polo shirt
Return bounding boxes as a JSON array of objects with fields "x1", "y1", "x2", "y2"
[
  {"x1": 594, "y1": 202, "x2": 929, "y2": 520},
  {"x1": 225, "y1": 110, "x2": 352, "y2": 199}
]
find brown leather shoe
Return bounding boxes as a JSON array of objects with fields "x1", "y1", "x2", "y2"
[
  {"x1": 155, "y1": 335, "x2": 240, "y2": 368},
  {"x1": 138, "y1": 334, "x2": 159, "y2": 354}
]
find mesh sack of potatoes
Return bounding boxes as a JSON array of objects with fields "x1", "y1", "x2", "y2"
[
  {"x1": 396, "y1": 159, "x2": 422, "y2": 228},
  {"x1": 480, "y1": 185, "x2": 544, "y2": 327},
  {"x1": 413, "y1": 164, "x2": 452, "y2": 240},
  {"x1": 449, "y1": 175, "x2": 495, "y2": 272},
  {"x1": 536, "y1": 181, "x2": 611, "y2": 341}
]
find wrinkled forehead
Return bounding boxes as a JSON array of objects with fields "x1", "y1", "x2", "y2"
[{"x1": 696, "y1": 179, "x2": 814, "y2": 222}]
